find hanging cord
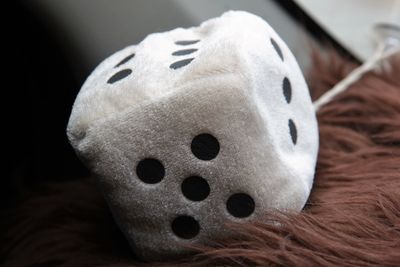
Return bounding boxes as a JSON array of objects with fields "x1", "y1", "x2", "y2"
[{"x1": 313, "y1": 44, "x2": 400, "y2": 111}]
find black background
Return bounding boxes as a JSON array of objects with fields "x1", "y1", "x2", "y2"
[{"x1": 2, "y1": 1, "x2": 90, "y2": 211}]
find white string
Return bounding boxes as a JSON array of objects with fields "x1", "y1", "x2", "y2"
[{"x1": 313, "y1": 45, "x2": 400, "y2": 111}]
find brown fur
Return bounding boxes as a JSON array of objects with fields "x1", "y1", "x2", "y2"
[{"x1": 1, "y1": 53, "x2": 400, "y2": 267}]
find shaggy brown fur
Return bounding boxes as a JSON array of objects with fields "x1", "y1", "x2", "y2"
[{"x1": 1, "y1": 53, "x2": 400, "y2": 267}]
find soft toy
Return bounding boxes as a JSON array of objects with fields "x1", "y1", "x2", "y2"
[{"x1": 67, "y1": 11, "x2": 318, "y2": 260}]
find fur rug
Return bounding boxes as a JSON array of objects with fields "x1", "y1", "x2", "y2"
[{"x1": 1, "y1": 53, "x2": 400, "y2": 267}]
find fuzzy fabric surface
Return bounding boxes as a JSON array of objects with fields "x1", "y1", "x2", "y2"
[
  {"x1": 1, "y1": 53, "x2": 400, "y2": 267},
  {"x1": 67, "y1": 11, "x2": 318, "y2": 260}
]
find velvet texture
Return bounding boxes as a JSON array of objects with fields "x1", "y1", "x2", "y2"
[
  {"x1": 67, "y1": 12, "x2": 318, "y2": 260},
  {"x1": 1, "y1": 53, "x2": 399, "y2": 266}
]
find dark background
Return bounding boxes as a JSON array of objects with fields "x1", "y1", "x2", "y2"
[{"x1": 2, "y1": 1, "x2": 90, "y2": 211}]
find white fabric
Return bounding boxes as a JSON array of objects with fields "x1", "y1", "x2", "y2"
[{"x1": 67, "y1": 11, "x2": 319, "y2": 260}]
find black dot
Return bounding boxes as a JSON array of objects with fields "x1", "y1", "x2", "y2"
[
  {"x1": 191, "y1": 133, "x2": 220, "y2": 161},
  {"x1": 172, "y1": 49, "x2": 198, "y2": 56},
  {"x1": 271, "y1": 38, "x2": 283, "y2": 61},
  {"x1": 136, "y1": 158, "x2": 165, "y2": 184},
  {"x1": 175, "y1": 40, "x2": 200, "y2": 45},
  {"x1": 283, "y1": 77, "x2": 292, "y2": 103},
  {"x1": 181, "y1": 176, "x2": 210, "y2": 201},
  {"x1": 107, "y1": 69, "x2": 132, "y2": 84},
  {"x1": 171, "y1": 215, "x2": 200, "y2": 239},
  {"x1": 226, "y1": 193, "x2": 255, "y2": 218},
  {"x1": 288, "y1": 119, "x2": 297, "y2": 145},
  {"x1": 115, "y1": 53, "x2": 135, "y2": 68},
  {"x1": 169, "y1": 58, "x2": 195, "y2": 69}
]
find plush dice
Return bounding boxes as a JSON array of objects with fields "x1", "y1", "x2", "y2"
[{"x1": 67, "y1": 11, "x2": 319, "y2": 260}]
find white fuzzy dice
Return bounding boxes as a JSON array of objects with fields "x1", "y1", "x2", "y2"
[{"x1": 67, "y1": 11, "x2": 319, "y2": 260}]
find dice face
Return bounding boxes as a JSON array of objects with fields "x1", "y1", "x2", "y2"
[{"x1": 67, "y1": 11, "x2": 318, "y2": 260}]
